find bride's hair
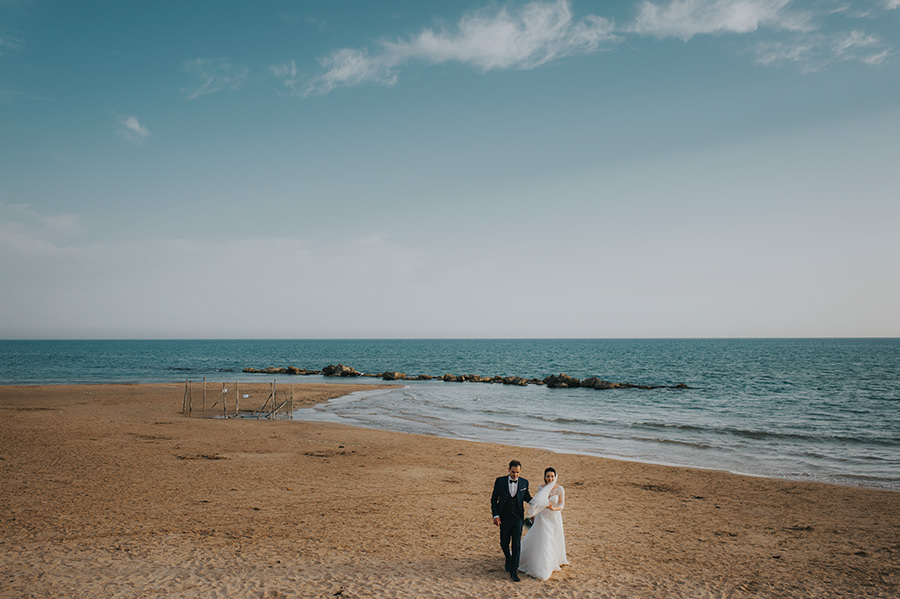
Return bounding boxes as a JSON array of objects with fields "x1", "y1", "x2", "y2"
[{"x1": 544, "y1": 467, "x2": 557, "y2": 478}]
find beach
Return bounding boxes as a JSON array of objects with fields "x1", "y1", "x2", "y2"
[{"x1": 1, "y1": 384, "x2": 898, "y2": 598}]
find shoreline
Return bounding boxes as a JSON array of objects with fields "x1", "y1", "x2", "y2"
[
  {"x1": 298, "y1": 383, "x2": 900, "y2": 493},
  {"x1": 5, "y1": 378, "x2": 898, "y2": 492},
  {"x1": 2, "y1": 383, "x2": 899, "y2": 598}
]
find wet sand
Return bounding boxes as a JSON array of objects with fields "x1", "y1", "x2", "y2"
[{"x1": 1, "y1": 383, "x2": 898, "y2": 598}]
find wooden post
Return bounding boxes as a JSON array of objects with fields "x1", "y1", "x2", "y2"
[
  {"x1": 223, "y1": 382, "x2": 227, "y2": 418},
  {"x1": 256, "y1": 384, "x2": 274, "y2": 419},
  {"x1": 188, "y1": 380, "x2": 193, "y2": 417},
  {"x1": 290, "y1": 385, "x2": 294, "y2": 420},
  {"x1": 235, "y1": 381, "x2": 240, "y2": 417},
  {"x1": 182, "y1": 378, "x2": 188, "y2": 414},
  {"x1": 272, "y1": 399, "x2": 289, "y2": 418},
  {"x1": 203, "y1": 377, "x2": 207, "y2": 411}
]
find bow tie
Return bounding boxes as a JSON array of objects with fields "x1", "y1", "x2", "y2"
[{"x1": 509, "y1": 479, "x2": 518, "y2": 484}]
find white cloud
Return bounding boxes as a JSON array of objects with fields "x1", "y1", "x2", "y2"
[
  {"x1": 385, "y1": 0, "x2": 615, "y2": 69},
  {"x1": 269, "y1": 60, "x2": 296, "y2": 81},
  {"x1": 833, "y1": 29, "x2": 882, "y2": 56},
  {"x1": 293, "y1": 0, "x2": 616, "y2": 96},
  {"x1": 832, "y1": 29, "x2": 892, "y2": 65},
  {"x1": 0, "y1": 33, "x2": 23, "y2": 58},
  {"x1": 116, "y1": 114, "x2": 151, "y2": 144},
  {"x1": 630, "y1": 0, "x2": 808, "y2": 40},
  {"x1": 753, "y1": 37, "x2": 819, "y2": 69},
  {"x1": 626, "y1": 0, "x2": 893, "y2": 71},
  {"x1": 309, "y1": 48, "x2": 399, "y2": 95},
  {"x1": 269, "y1": 60, "x2": 298, "y2": 93},
  {"x1": 752, "y1": 29, "x2": 891, "y2": 71},
  {"x1": 273, "y1": 0, "x2": 892, "y2": 96},
  {"x1": 181, "y1": 58, "x2": 248, "y2": 100}
]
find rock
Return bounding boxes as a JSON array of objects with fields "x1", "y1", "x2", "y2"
[
  {"x1": 322, "y1": 364, "x2": 361, "y2": 377},
  {"x1": 543, "y1": 373, "x2": 581, "y2": 388},
  {"x1": 582, "y1": 377, "x2": 619, "y2": 390},
  {"x1": 245, "y1": 363, "x2": 683, "y2": 390},
  {"x1": 286, "y1": 366, "x2": 318, "y2": 375},
  {"x1": 244, "y1": 366, "x2": 317, "y2": 375}
]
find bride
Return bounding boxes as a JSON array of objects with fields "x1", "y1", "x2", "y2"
[{"x1": 519, "y1": 467, "x2": 568, "y2": 580}]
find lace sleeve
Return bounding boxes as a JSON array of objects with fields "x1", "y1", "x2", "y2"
[{"x1": 555, "y1": 486, "x2": 565, "y2": 510}]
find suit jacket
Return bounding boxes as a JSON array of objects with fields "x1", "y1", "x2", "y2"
[{"x1": 491, "y1": 476, "x2": 532, "y2": 521}]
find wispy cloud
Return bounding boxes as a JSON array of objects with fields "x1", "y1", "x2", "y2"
[
  {"x1": 181, "y1": 58, "x2": 248, "y2": 100},
  {"x1": 633, "y1": 0, "x2": 892, "y2": 70},
  {"x1": 630, "y1": 0, "x2": 810, "y2": 40},
  {"x1": 116, "y1": 114, "x2": 151, "y2": 145},
  {"x1": 287, "y1": 0, "x2": 616, "y2": 96},
  {"x1": 833, "y1": 29, "x2": 889, "y2": 62},
  {"x1": 752, "y1": 28, "x2": 891, "y2": 71},
  {"x1": 0, "y1": 32, "x2": 23, "y2": 58},
  {"x1": 0, "y1": 89, "x2": 25, "y2": 102},
  {"x1": 269, "y1": 59, "x2": 304, "y2": 95},
  {"x1": 277, "y1": 0, "x2": 892, "y2": 96}
]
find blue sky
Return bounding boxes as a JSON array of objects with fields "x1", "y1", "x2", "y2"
[{"x1": 1, "y1": 0, "x2": 898, "y2": 339}]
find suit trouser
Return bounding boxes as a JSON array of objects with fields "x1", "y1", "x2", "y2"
[{"x1": 499, "y1": 514, "x2": 524, "y2": 572}]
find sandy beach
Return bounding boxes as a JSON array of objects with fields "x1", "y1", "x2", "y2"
[{"x1": 1, "y1": 383, "x2": 898, "y2": 598}]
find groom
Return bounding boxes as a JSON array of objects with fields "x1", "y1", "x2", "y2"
[{"x1": 491, "y1": 459, "x2": 532, "y2": 582}]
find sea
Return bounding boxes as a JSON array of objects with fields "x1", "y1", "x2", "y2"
[{"x1": 2, "y1": 338, "x2": 898, "y2": 491}]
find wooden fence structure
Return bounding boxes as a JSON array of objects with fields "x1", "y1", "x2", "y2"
[{"x1": 181, "y1": 378, "x2": 295, "y2": 420}]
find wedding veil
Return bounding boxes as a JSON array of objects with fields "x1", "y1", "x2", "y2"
[{"x1": 525, "y1": 475, "x2": 560, "y2": 519}]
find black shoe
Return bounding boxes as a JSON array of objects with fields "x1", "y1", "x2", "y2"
[{"x1": 510, "y1": 571, "x2": 520, "y2": 582}]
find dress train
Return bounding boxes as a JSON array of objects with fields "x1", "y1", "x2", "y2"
[{"x1": 518, "y1": 485, "x2": 568, "y2": 580}]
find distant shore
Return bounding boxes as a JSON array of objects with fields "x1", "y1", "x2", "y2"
[{"x1": 1, "y1": 383, "x2": 898, "y2": 598}]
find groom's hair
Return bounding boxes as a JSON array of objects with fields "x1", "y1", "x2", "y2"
[{"x1": 508, "y1": 459, "x2": 522, "y2": 469}]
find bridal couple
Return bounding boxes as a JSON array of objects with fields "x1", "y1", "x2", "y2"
[{"x1": 491, "y1": 459, "x2": 568, "y2": 582}]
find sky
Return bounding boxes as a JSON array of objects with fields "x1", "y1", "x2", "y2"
[{"x1": 1, "y1": 0, "x2": 898, "y2": 339}]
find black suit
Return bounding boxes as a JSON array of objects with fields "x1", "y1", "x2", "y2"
[{"x1": 491, "y1": 476, "x2": 532, "y2": 573}]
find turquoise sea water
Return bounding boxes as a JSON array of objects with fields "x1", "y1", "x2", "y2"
[{"x1": 2, "y1": 338, "x2": 898, "y2": 490}]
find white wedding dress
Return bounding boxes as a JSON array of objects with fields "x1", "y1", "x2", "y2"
[{"x1": 519, "y1": 483, "x2": 568, "y2": 580}]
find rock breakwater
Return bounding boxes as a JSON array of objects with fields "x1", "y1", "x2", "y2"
[{"x1": 243, "y1": 364, "x2": 689, "y2": 390}]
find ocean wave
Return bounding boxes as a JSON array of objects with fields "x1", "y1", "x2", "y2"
[
  {"x1": 630, "y1": 421, "x2": 900, "y2": 447},
  {"x1": 532, "y1": 415, "x2": 586, "y2": 425},
  {"x1": 469, "y1": 422, "x2": 517, "y2": 432}
]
